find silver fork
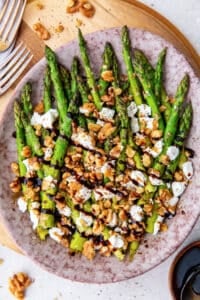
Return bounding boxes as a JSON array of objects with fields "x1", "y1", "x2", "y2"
[
  {"x1": 0, "y1": 0, "x2": 27, "y2": 52},
  {"x1": 0, "y1": 42, "x2": 33, "y2": 95}
]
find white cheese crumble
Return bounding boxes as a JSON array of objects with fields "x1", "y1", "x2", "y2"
[
  {"x1": 99, "y1": 107, "x2": 115, "y2": 121},
  {"x1": 17, "y1": 197, "x2": 27, "y2": 213},
  {"x1": 108, "y1": 213, "x2": 117, "y2": 227},
  {"x1": 79, "y1": 107, "x2": 90, "y2": 114},
  {"x1": 153, "y1": 215, "x2": 164, "y2": 235},
  {"x1": 166, "y1": 146, "x2": 179, "y2": 161},
  {"x1": 182, "y1": 161, "x2": 194, "y2": 180},
  {"x1": 130, "y1": 117, "x2": 140, "y2": 133},
  {"x1": 109, "y1": 235, "x2": 124, "y2": 249},
  {"x1": 23, "y1": 159, "x2": 34, "y2": 173},
  {"x1": 57, "y1": 205, "x2": 71, "y2": 217},
  {"x1": 75, "y1": 186, "x2": 92, "y2": 202},
  {"x1": 31, "y1": 109, "x2": 58, "y2": 129},
  {"x1": 130, "y1": 205, "x2": 144, "y2": 222},
  {"x1": 44, "y1": 147, "x2": 53, "y2": 160},
  {"x1": 127, "y1": 102, "x2": 137, "y2": 117},
  {"x1": 42, "y1": 175, "x2": 57, "y2": 190},
  {"x1": 76, "y1": 212, "x2": 93, "y2": 228},
  {"x1": 71, "y1": 130, "x2": 95, "y2": 150},
  {"x1": 96, "y1": 119, "x2": 105, "y2": 127},
  {"x1": 172, "y1": 181, "x2": 186, "y2": 197},
  {"x1": 145, "y1": 139, "x2": 163, "y2": 158},
  {"x1": 49, "y1": 227, "x2": 64, "y2": 243},
  {"x1": 149, "y1": 176, "x2": 164, "y2": 186},
  {"x1": 123, "y1": 180, "x2": 136, "y2": 190},
  {"x1": 30, "y1": 210, "x2": 39, "y2": 229},
  {"x1": 168, "y1": 196, "x2": 179, "y2": 207},
  {"x1": 94, "y1": 188, "x2": 116, "y2": 201},
  {"x1": 130, "y1": 170, "x2": 146, "y2": 186},
  {"x1": 138, "y1": 104, "x2": 151, "y2": 117}
]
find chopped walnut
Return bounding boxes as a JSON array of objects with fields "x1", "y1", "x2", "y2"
[
  {"x1": 160, "y1": 223, "x2": 168, "y2": 232},
  {"x1": 151, "y1": 129, "x2": 163, "y2": 139},
  {"x1": 33, "y1": 22, "x2": 50, "y2": 40},
  {"x1": 98, "y1": 123, "x2": 116, "y2": 140},
  {"x1": 8, "y1": 272, "x2": 33, "y2": 300},
  {"x1": 142, "y1": 153, "x2": 152, "y2": 168},
  {"x1": 109, "y1": 143, "x2": 122, "y2": 158},
  {"x1": 92, "y1": 220, "x2": 104, "y2": 235},
  {"x1": 159, "y1": 105, "x2": 166, "y2": 112},
  {"x1": 126, "y1": 146, "x2": 135, "y2": 158},
  {"x1": 66, "y1": 0, "x2": 80, "y2": 13},
  {"x1": 11, "y1": 162, "x2": 20, "y2": 176},
  {"x1": 10, "y1": 178, "x2": 21, "y2": 193},
  {"x1": 159, "y1": 154, "x2": 170, "y2": 165},
  {"x1": 21, "y1": 146, "x2": 32, "y2": 158},
  {"x1": 34, "y1": 101, "x2": 44, "y2": 114},
  {"x1": 79, "y1": 1, "x2": 95, "y2": 18},
  {"x1": 88, "y1": 123, "x2": 101, "y2": 132},
  {"x1": 101, "y1": 70, "x2": 114, "y2": 82},
  {"x1": 82, "y1": 240, "x2": 95, "y2": 260},
  {"x1": 174, "y1": 170, "x2": 184, "y2": 181}
]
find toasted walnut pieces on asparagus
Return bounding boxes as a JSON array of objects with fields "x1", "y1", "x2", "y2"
[{"x1": 10, "y1": 27, "x2": 194, "y2": 261}]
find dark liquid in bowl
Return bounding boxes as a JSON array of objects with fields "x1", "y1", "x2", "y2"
[{"x1": 172, "y1": 246, "x2": 200, "y2": 299}]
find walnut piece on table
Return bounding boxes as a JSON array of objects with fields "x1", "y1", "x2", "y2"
[
  {"x1": 8, "y1": 272, "x2": 33, "y2": 300},
  {"x1": 66, "y1": 0, "x2": 95, "y2": 18},
  {"x1": 33, "y1": 22, "x2": 51, "y2": 40}
]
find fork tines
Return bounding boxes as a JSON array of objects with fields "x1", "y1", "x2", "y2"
[
  {"x1": 0, "y1": 0, "x2": 27, "y2": 50},
  {"x1": 0, "y1": 42, "x2": 33, "y2": 95}
]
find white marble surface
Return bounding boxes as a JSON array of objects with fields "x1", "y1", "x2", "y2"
[{"x1": 0, "y1": 1, "x2": 200, "y2": 299}]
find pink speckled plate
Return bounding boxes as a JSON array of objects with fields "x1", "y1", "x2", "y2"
[{"x1": 0, "y1": 28, "x2": 200, "y2": 283}]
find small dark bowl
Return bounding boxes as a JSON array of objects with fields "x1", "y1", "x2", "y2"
[{"x1": 169, "y1": 241, "x2": 200, "y2": 300}]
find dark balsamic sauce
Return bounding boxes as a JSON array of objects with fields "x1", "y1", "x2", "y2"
[{"x1": 172, "y1": 246, "x2": 200, "y2": 299}]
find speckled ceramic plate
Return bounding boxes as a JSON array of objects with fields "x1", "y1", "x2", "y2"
[{"x1": 0, "y1": 28, "x2": 200, "y2": 283}]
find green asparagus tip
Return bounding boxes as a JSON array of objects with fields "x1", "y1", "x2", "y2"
[
  {"x1": 158, "y1": 47, "x2": 167, "y2": 60},
  {"x1": 22, "y1": 82, "x2": 32, "y2": 95},
  {"x1": 45, "y1": 45, "x2": 56, "y2": 61},
  {"x1": 121, "y1": 25, "x2": 129, "y2": 42},
  {"x1": 78, "y1": 28, "x2": 85, "y2": 46},
  {"x1": 14, "y1": 101, "x2": 21, "y2": 119}
]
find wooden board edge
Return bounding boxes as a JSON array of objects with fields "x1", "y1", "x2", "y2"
[{"x1": 124, "y1": 0, "x2": 200, "y2": 77}]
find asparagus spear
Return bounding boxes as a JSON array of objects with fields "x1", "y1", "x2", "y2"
[
  {"x1": 77, "y1": 77, "x2": 89, "y2": 104},
  {"x1": 164, "y1": 102, "x2": 193, "y2": 179},
  {"x1": 98, "y1": 42, "x2": 114, "y2": 96},
  {"x1": 121, "y1": 26, "x2": 143, "y2": 105},
  {"x1": 21, "y1": 83, "x2": 33, "y2": 118},
  {"x1": 111, "y1": 44, "x2": 128, "y2": 173},
  {"x1": 45, "y1": 46, "x2": 68, "y2": 122},
  {"x1": 154, "y1": 48, "x2": 167, "y2": 105},
  {"x1": 20, "y1": 109, "x2": 43, "y2": 157},
  {"x1": 153, "y1": 74, "x2": 189, "y2": 175},
  {"x1": 71, "y1": 57, "x2": 79, "y2": 99},
  {"x1": 134, "y1": 49, "x2": 155, "y2": 91},
  {"x1": 60, "y1": 65, "x2": 72, "y2": 102},
  {"x1": 133, "y1": 50, "x2": 165, "y2": 132},
  {"x1": 78, "y1": 29, "x2": 102, "y2": 111},
  {"x1": 14, "y1": 102, "x2": 27, "y2": 177},
  {"x1": 43, "y1": 67, "x2": 52, "y2": 112},
  {"x1": 146, "y1": 76, "x2": 190, "y2": 233}
]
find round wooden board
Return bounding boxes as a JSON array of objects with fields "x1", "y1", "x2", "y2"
[{"x1": 0, "y1": 0, "x2": 199, "y2": 253}]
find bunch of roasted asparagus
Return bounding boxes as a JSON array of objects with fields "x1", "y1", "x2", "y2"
[{"x1": 10, "y1": 26, "x2": 193, "y2": 261}]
